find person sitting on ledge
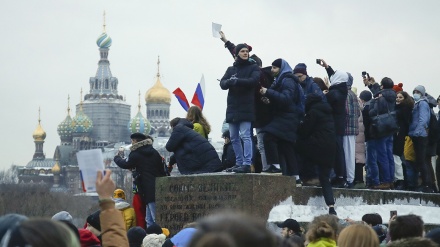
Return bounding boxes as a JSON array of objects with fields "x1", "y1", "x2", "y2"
[{"x1": 166, "y1": 117, "x2": 223, "y2": 175}]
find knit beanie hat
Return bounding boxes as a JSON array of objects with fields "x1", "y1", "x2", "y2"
[
  {"x1": 142, "y1": 233, "x2": 167, "y2": 247},
  {"x1": 271, "y1": 58, "x2": 282, "y2": 68},
  {"x1": 393, "y1": 83, "x2": 403, "y2": 92},
  {"x1": 127, "y1": 227, "x2": 146, "y2": 247},
  {"x1": 359, "y1": 90, "x2": 372, "y2": 102},
  {"x1": 222, "y1": 130, "x2": 230, "y2": 139},
  {"x1": 86, "y1": 210, "x2": 101, "y2": 231},
  {"x1": 234, "y1": 44, "x2": 248, "y2": 57},
  {"x1": 380, "y1": 77, "x2": 394, "y2": 89},
  {"x1": 413, "y1": 85, "x2": 426, "y2": 95},
  {"x1": 79, "y1": 228, "x2": 101, "y2": 247},
  {"x1": 52, "y1": 211, "x2": 73, "y2": 224},
  {"x1": 146, "y1": 223, "x2": 163, "y2": 235},
  {"x1": 113, "y1": 189, "x2": 126, "y2": 200},
  {"x1": 293, "y1": 63, "x2": 307, "y2": 75}
]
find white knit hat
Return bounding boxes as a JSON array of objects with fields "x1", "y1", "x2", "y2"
[{"x1": 142, "y1": 233, "x2": 166, "y2": 247}]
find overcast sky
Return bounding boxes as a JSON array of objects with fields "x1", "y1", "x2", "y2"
[{"x1": 1, "y1": 0, "x2": 440, "y2": 170}]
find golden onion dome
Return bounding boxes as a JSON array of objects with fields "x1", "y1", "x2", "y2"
[
  {"x1": 145, "y1": 77, "x2": 171, "y2": 104},
  {"x1": 52, "y1": 161, "x2": 61, "y2": 175},
  {"x1": 33, "y1": 109, "x2": 46, "y2": 141}
]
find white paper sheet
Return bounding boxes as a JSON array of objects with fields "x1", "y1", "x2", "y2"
[
  {"x1": 212, "y1": 22, "x2": 222, "y2": 38},
  {"x1": 76, "y1": 149, "x2": 105, "y2": 192}
]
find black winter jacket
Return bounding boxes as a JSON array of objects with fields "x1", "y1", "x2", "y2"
[
  {"x1": 297, "y1": 94, "x2": 336, "y2": 166},
  {"x1": 220, "y1": 60, "x2": 260, "y2": 123},
  {"x1": 166, "y1": 118, "x2": 222, "y2": 174},
  {"x1": 261, "y1": 72, "x2": 301, "y2": 142},
  {"x1": 114, "y1": 139, "x2": 166, "y2": 204},
  {"x1": 254, "y1": 66, "x2": 274, "y2": 129},
  {"x1": 369, "y1": 89, "x2": 396, "y2": 116},
  {"x1": 393, "y1": 103, "x2": 412, "y2": 155},
  {"x1": 326, "y1": 82, "x2": 348, "y2": 135}
]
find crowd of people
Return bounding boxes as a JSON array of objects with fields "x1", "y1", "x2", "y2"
[
  {"x1": 1, "y1": 170, "x2": 439, "y2": 247},
  {"x1": 214, "y1": 31, "x2": 440, "y2": 196}
]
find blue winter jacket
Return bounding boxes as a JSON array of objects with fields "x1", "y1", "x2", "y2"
[
  {"x1": 301, "y1": 76, "x2": 326, "y2": 101},
  {"x1": 409, "y1": 98, "x2": 430, "y2": 137},
  {"x1": 261, "y1": 59, "x2": 301, "y2": 142}
]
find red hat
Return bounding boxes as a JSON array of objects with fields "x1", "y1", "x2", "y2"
[
  {"x1": 79, "y1": 229, "x2": 101, "y2": 247},
  {"x1": 393, "y1": 83, "x2": 403, "y2": 92}
]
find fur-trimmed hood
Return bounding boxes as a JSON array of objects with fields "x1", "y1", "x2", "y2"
[
  {"x1": 114, "y1": 199, "x2": 131, "y2": 210},
  {"x1": 130, "y1": 138, "x2": 153, "y2": 151}
]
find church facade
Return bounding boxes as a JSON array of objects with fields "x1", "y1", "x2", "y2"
[{"x1": 17, "y1": 21, "x2": 173, "y2": 194}]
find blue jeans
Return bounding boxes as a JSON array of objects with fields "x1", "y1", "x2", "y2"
[
  {"x1": 145, "y1": 202, "x2": 156, "y2": 228},
  {"x1": 374, "y1": 136, "x2": 394, "y2": 183},
  {"x1": 229, "y1": 122, "x2": 252, "y2": 165},
  {"x1": 366, "y1": 140, "x2": 379, "y2": 186}
]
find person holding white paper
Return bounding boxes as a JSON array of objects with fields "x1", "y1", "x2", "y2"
[{"x1": 113, "y1": 133, "x2": 167, "y2": 228}]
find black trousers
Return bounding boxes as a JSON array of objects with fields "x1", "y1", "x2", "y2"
[
  {"x1": 264, "y1": 133, "x2": 299, "y2": 176},
  {"x1": 318, "y1": 164, "x2": 335, "y2": 206},
  {"x1": 411, "y1": 136, "x2": 433, "y2": 186}
]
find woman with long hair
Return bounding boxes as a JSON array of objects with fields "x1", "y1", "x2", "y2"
[
  {"x1": 393, "y1": 91, "x2": 414, "y2": 190},
  {"x1": 186, "y1": 106, "x2": 211, "y2": 139}
]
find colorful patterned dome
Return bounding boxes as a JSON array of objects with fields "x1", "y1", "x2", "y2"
[
  {"x1": 58, "y1": 115, "x2": 73, "y2": 141},
  {"x1": 129, "y1": 111, "x2": 151, "y2": 135},
  {"x1": 71, "y1": 109, "x2": 93, "y2": 134},
  {"x1": 130, "y1": 92, "x2": 151, "y2": 135},
  {"x1": 57, "y1": 102, "x2": 73, "y2": 142},
  {"x1": 96, "y1": 32, "x2": 112, "y2": 48}
]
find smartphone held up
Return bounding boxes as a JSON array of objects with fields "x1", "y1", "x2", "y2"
[{"x1": 390, "y1": 210, "x2": 397, "y2": 218}]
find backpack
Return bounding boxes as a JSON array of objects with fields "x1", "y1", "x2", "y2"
[{"x1": 428, "y1": 109, "x2": 439, "y2": 145}]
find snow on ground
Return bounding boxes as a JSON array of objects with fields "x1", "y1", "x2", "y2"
[{"x1": 268, "y1": 195, "x2": 440, "y2": 224}]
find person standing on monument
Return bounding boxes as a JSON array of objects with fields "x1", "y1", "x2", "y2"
[
  {"x1": 113, "y1": 133, "x2": 167, "y2": 228},
  {"x1": 220, "y1": 43, "x2": 260, "y2": 173},
  {"x1": 318, "y1": 59, "x2": 349, "y2": 188},
  {"x1": 219, "y1": 31, "x2": 273, "y2": 173},
  {"x1": 259, "y1": 58, "x2": 303, "y2": 184}
]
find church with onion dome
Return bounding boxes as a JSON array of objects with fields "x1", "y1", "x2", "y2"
[
  {"x1": 145, "y1": 57, "x2": 172, "y2": 137},
  {"x1": 16, "y1": 15, "x2": 176, "y2": 193}
]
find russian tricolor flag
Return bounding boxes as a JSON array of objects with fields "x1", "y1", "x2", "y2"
[
  {"x1": 191, "y1": 74, "x2": 206, "y2": 110},
  {"x1": 172, "y1": 87, "x2": 190, "y2": 111}
]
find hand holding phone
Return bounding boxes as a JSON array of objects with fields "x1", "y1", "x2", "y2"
[{"x1": 390, "y1": 210, "x2": 397, "y2": 218}]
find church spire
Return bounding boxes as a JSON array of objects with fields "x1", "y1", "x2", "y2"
[
  {"x1": 156, "y1": 56, "x2": 161, "y2": 78},
  {"x1": 103, "y1": 10, "x2": 106, "y2": 33},
  {"x1": 138, "y1": 90, "x2": 141, "y2": 112},
  {"x1": 32, "y1": 107, "x2": 46, "y2": 160}
]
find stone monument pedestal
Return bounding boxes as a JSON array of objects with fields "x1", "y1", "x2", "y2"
[{"x1": 155, "y1": 173, "x2": 296, "y2": 233}]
